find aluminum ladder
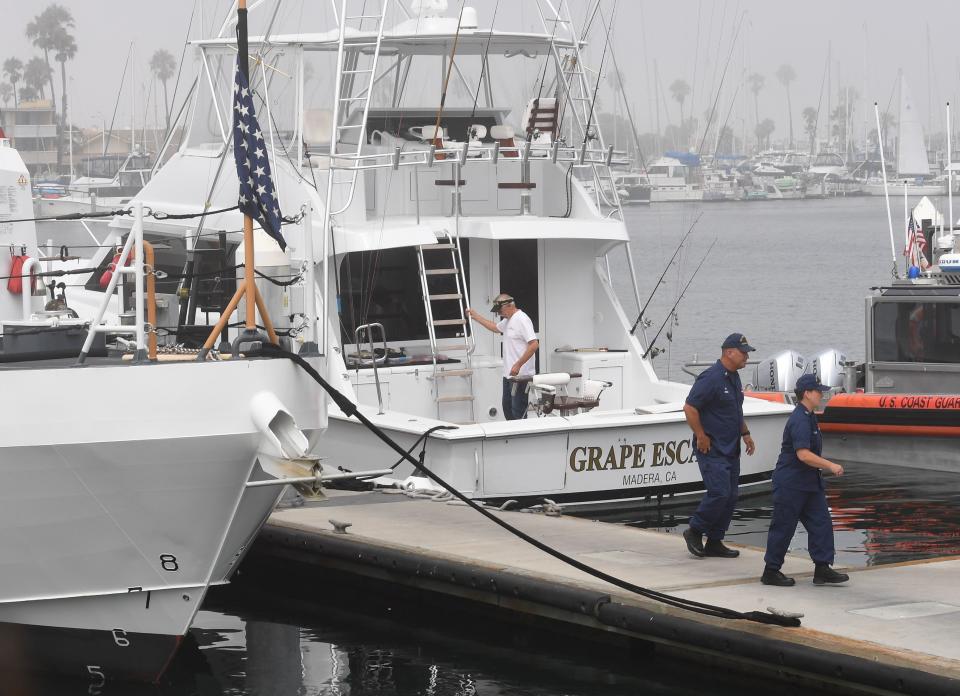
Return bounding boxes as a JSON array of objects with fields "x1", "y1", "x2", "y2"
[
  {"x1": 536, "y1": 2, "x2": 622, "y2": 215},
  {"x1": 416, "y1": 231, "x2": 475, "y2": 422},
  {"x1": 324, "y1": 0, "x2": 388, "y2": 216}
]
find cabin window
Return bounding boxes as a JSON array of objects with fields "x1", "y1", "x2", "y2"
[
  {"x1": 873, "y1": 301, "x2": 960, "y2": 364},
  {"x1": 339, "y1": 243, "x2": 470, "y2": 344}
]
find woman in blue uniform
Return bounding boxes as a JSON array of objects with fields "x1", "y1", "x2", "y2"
[{"x1": 762, "y1": 374, "x2": 850, "y2": 587}]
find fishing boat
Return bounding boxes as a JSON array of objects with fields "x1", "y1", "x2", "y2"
[
  {"x1": 0, "y1": 2, "x2": 330, "y2": 682},
  {"x1": 737, "y1": 196, "x2": 960, "y2": 472},
  {"x1": 645, "y1": 156, "x2": 704, "y2": 202},
  {"x1": 217, "y1": 0, "x2": 790, "y2": 511}
]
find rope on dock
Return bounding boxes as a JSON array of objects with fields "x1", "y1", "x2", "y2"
[{"x1": 259, "y1": 344, "x2": 801, "y2": 628}]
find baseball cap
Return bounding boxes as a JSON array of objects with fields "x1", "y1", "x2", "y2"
[
  {"x1": 796, "y1": 374, "x2": 830, "y2": 393},
  {"x1": 721, "y1": 333, "x2": 756, "y2": 352},
  {"x1": 490, "y1": 295, "x2": 515, "y2": 312}
]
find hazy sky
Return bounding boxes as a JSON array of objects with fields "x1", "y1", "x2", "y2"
[{"x1": 2, "y1": 0, "x2": 959, "y2": 146}]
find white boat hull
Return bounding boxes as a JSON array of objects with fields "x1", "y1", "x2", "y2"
[
  {"x1": 650, "y1": 188, "x2": 704, "y2": 203},
  {"x1": 862, "y1": 181, "x2": 946, "y2": 197},
  {"x1": 0, "y1": 357, "x2": 324, "y2": 681},
  {"x1": 324, "y1": 400, "x2": 786, "y2": 511}
]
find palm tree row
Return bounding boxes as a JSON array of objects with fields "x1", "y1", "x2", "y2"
[
  {"x1": 1, "y1": 5, "x2": 177, "y2": 174},
  {"x1": 0, "y1": 5, "x2": 76, "y2": 168}
]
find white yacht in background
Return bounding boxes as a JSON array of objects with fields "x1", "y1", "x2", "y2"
[
  {"x1": 200, "y1": 1, "x2": 789, "y2": 510},
  {"x1": 0, "y1": 11, "x2": 330, "y2": 679},
  {"x1": 646, "y1": 156, "x2": 704, "y2": 202}
]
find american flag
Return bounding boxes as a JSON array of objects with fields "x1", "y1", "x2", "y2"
[
  {"x1": 904, "y1": 214, "x2": 928, "y2": 269},
  {"x1": 233, "y1": 63, "x2": 285, "y2": 250}
]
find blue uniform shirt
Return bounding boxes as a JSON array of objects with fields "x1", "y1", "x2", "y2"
[
  {"x1": 685, "y1": 360, "x2": 745, "y2": 458},
  {"x1": 773, "y1": 404, "x2": 824, "y2": 492}
]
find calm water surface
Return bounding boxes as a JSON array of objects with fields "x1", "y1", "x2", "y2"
[{"x1": 29, "y1": 199, "x2": 960, "y2": 695}]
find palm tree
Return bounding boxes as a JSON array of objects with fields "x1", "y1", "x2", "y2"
[
  {"x1": 19, "y1": 85, "x2": 38, "y2": 102},
  {"x1": 748, "y1": 73, "x2": 765, "y2": 149},
  {"x1": 2, "y1": 58, "x2": 23, "y2": 144},
  {"x1": 24, "y1": 57, "x2": 50, "y2": 100},
  {"x1": 0, "y1": 83, "x2": 11, "y2": 107},
  {"x1": 755, "y1": 118, "x2": 775, "y2": 150},
  {"x1": 149, "y1": 49, "x2": 177, "y2": 130},
  {"x1": 776, "y1": 64, "x2": 796, "y2": 148},
  {"x1": 802, "y1": 106, "x2": 818, "y2": 154},
  {"x1": 53, "y1": 27, "x2": 76, "y2": 169},
  {"x1": 669, "y1": 78, "x2": 691, "y2": 146},
  {"x1": 26, "y1": 5, "x2": 74, "y2": 114}
]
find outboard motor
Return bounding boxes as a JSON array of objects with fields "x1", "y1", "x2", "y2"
[
  {"x1": 811, "y1": 349, "x2": 847, "y2": 389},
  {"x1": 753, "y1": 350, "x2": 808, "y2": 392}
]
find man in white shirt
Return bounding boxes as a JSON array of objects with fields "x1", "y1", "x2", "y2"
[{"x1": 467, "y1": 294, "x2": 539, "y2": 420}]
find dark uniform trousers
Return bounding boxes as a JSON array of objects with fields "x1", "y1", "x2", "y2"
[
  {"x1": 764, "y1": 486, "x2": 835, "y2": 570},
  {"x1": 690, "y1": 451, "x2": 740, "y2": 541}
]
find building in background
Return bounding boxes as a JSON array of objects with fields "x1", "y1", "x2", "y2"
[{"x1": 0, "y1": 99, "x2": 58, "y2": 177}]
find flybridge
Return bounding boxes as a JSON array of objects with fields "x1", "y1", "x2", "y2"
[{"x1": 192, "y1": 29, "x2": 584, "y2": 55}]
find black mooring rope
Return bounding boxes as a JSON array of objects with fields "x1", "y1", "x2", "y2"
[{"x1": 255, "y1": 344, "x2": 800, "y2": 628}]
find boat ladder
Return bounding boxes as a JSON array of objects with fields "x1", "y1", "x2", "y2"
[
  {"x1": 416, "y1": 231, "x2": 475, "y2": 423},
  {"x1": 536, "y1": 2, "x2": 621, "y2": 215},
  {"x1": 324, "y1": 0, "x2": 388, "y2": 216}
]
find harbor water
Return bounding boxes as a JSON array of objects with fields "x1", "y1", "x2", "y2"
[{"x1": 23, "y1": 199, "x2": 960, "y2": 694}]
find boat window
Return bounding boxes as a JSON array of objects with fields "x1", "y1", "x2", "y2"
[
  {"x1": 339, "y1": 243, "x2": 470, "y2": 344},
  {"x1": 873, "y1": 301, "x2": 960, "y2": 364}
]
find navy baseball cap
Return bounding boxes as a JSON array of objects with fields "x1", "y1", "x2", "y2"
[
  {"x1": 796, "y1": 374, "x2": 830, "y2": 393},
  {"x1": 721, "y1": 333, "x2": 756, "y2": 352}
]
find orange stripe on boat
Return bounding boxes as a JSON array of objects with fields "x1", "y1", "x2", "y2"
[
  {"x1": 825, "y1": 393, "x2": 960, "y2": 410},
  {"x1": 744, "y1": 391, "x2": 787, "y2": 403}
]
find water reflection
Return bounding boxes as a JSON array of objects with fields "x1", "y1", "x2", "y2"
[{"x1": 603, "y1": 462, "x2": 960, "y2": 567}]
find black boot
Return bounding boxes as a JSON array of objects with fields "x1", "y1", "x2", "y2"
[
  {"x1": 813, "y1": 563, "x2": 849, "y2": 585},
  {"x1": 683, "y1": 527, "x2": 705, "y2": 558},
  {"x1": 761, "y1": 567, "x2": 796, "y2": 586},
  {"x1": 704, "y1": 539, "x2": 740, "y2": 558}
]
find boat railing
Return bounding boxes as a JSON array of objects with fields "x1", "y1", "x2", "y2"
[
  {"x1": 355, "y1": 322, "x2": 387, "y2": 415},
  {"x1": 76, "y1": 201, "x2": 157, "y2": 365},
  {"x1": 320, "y1": 140, "x2": 628, "y2": 173}
]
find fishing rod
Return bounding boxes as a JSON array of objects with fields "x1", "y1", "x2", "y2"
[
  {"x1": 629, "y1": 213, "x2": 702, "y2": 335},
  {"x1": 642, "y1": 237, "x2": 718, "y2": 360},
  {"x1": 596, "y1": 4, "x2": 647, "y2": 171},
  {"x1": 580, "y1": 0, "x2": 614, "y2": 153},
  {"x1": 468, "y1": 0, "x2": 502, "y2": 120}
]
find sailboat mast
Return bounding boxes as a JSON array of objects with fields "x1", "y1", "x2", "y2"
[
  {"x1": 826, "y1": 41, "x2": 831, "y2": 151},
  {"x1": 949, "y1": 102, "x2": 954, "y2": 234}
]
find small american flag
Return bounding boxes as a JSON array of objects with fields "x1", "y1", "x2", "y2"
[
  {"x1": 233, "y1": 63, "x2": 285, "y2": 250},
  {"x1": 904, "y1": 214, "x2": 928, "y2": 269}
]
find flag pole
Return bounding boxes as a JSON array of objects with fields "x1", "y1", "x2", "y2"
[
  {"x1": 198, "y1": 0, "x2": 278, "y2": 359},
  {"x1": 237, "y1": 0, "x2": 259, "y2": 332}
]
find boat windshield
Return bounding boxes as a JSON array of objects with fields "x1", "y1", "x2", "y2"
[{"x1": 873, "y1": 300, "x2": 960, "y2": 364}]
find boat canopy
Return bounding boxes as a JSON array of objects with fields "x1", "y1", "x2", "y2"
[
  {"x1": 663, "y1": 151, "x2": 701, "y2": 167},
  {"x1": 192, "y1": 27, "x2": 582, "y2": 56}
]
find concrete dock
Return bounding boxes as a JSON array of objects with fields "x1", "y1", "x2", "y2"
[{"x1": 251, "y1": 490, "x2": 960, "y2": 695}]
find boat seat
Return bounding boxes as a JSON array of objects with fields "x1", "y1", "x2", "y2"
[
  {"x1": 522, "y1": 97, "x2": 558, "y2": 145},
  {"x1": 490, "y1": 125, "x2": 519, "y2": 158}
]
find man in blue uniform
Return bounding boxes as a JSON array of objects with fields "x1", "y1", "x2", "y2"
[
  {"x1": 762, "y1": 374, "x2": 849, "y2": 586},
  {"x1": 682, "y1": 333, "x2": 756, "y2": 558}
]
